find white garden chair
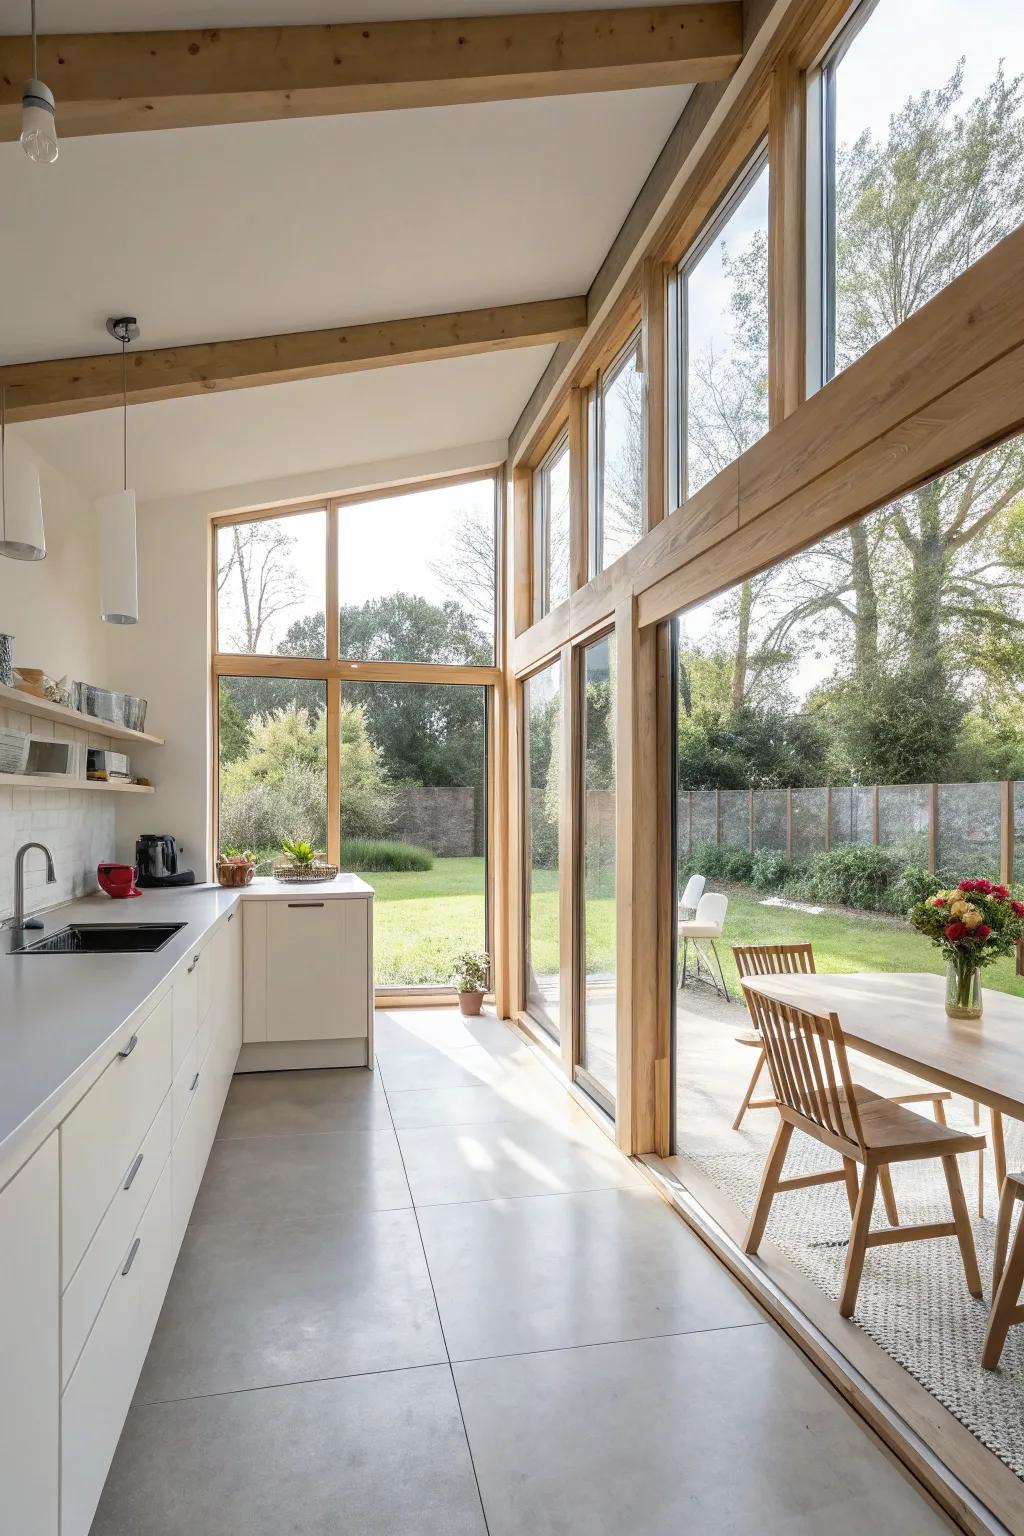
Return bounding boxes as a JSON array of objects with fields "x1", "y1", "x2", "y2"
[
  {"x1": 678, "y1": 892, "x2": 730, "y2": 999},
  {"x1": 677, "y1": 873, "x2": 706, "y2": 921}
]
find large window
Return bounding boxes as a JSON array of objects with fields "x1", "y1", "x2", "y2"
[
  {"x1": 579, "y1": 632, "x2": 617, "y2": 1111},
  {"x1": 523, "y1": 660, "x2": 562, "y2": 1038},
  {"x1": 213, "y1": 478, "x2": 496, "y2": 993},
  {"x1": 338, "y1": 478, "x2": 496, "y2": 664},
  {"x1": 669, "y1": 427, "x2": 1024, "y2": 1471},
  {"x1": 670, "y1": 152, "x2": 770, "y2": 506},
  {"x1": 590, "y1": 329, "x2": 645, "y2": 575},
  {"x1": 815, "y1": 0, "x2": 1024, "y2": 384},
  {"x1": 532, "y1": 431, "x2": 571, "y2": 620}
]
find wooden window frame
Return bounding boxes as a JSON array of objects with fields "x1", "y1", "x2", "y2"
[
  {"x1": 211, "y1": 471, "x2": 502, "y2": 1003},
  {"x1": 518, "y1": 654, "x2": 566, "y2": 1052},
  {"x1": 530, "y1": 427, "x2": 571, "y2": 624}
]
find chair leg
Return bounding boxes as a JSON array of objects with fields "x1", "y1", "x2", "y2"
[
  {"x1": 973, "y1": 1101, "x2": 985, "y2": 1218},
  {"x1": 840, "y1": 1164, "x2": 878, "y2": 1318},
  {"x1": 743, "y1": 1119, "x2": 793, "y2": 1255},
  {"x1": 991, "y1": 1178, "x2": 1017, "y2": 1297},
  {"x1": 982, "y1": 1202, "x2": 1024, "y2": 1371},
  {"x1": 842, "y1": 1158, "x2": 860, "y2": 1219},
  {"x1": 941, "y1": 1155, "x2": 982, "y2": 1298},
  {"x1": 680, "y1": 938, "x2": 689, "y2": 989},
  {"x1": 932, "y1": 1097, "x2": 947, "y2": 1127},
  {"x1": 709, "y1": 939, "x2": 730, "y2": 1001},
  {"x1": 732, "y1": 1046, "x2": 767, "y2": 1132},
  {"x1": 878, "y1": 1164, "x2": 900, "y2": 1226}
]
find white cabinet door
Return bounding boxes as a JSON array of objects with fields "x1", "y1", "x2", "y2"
[
  {"x1": 0, "y1": 1135, "x2": 59, "y2": 1536},
  {"x1": 214, "y1": 910, "x2": 243, "y2": 1056},
  {"x1": 265, "y1": 898, "x2": 369, "y2": 1042}
]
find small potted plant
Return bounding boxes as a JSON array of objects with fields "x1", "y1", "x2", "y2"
[
  {"x1": 216, "y1": 848, "x2": 257, "y2": 888},
  {"x1": 273, "y1": 838, "x2": 337, "y2": 884},
  {"x1": 910, "y1": 877, "x2": 1024, "y2": 1018},
  {"x1": 453, "y1": 950, "x2": 490, "y2": 1016}
]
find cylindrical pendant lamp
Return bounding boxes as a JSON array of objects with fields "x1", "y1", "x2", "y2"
[
  {"x1": 96, "y1": 487, "x2": 138, "y2": 624},
  {"x1": 0, "y1": 399, "x2": 47, "y2": 562}
]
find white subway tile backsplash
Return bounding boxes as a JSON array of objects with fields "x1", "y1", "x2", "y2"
[{"x1": 0, "y1": 788, "x2": 114, "y2": 919}]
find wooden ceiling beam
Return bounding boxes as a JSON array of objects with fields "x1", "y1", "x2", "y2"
[
  {"x1": 0, "y1": 6, "x2": 743, "y2": 139},
  {"x1": 0, "y1": 297, "x2": 589, "y2": 422}
]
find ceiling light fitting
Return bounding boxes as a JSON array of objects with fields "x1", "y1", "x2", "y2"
[
  {"x1": 0, "y1": 384, "x2": 47, "y2": 562},
  {"x1": 96, "y1": 316, "x2": 141, "y2": 626},
  {"x1": 21, "y1": 2, "x2": 58, "y2": 165}
]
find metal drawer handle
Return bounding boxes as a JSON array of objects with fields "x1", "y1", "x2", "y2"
[
  {"x1": 288, "y1": 901, "x2": 324, "y2": 908},
  {"x1": 123, "y1": 1153, "x2": 144, "y2": 1191},
  {"x1": 228, "y1": 912, "x2": 235, "y2": 922},
  {"x1": 118, "y1": 1034, "x2": 138, "y2": 1059},
  {"x1": 190, "y1": 1071, "x2": 200, "y2": 1092},
  {"x1": 121, "y1": 1238, "x2": 141, "y2": 1277}
]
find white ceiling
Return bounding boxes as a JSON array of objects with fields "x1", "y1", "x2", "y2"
[
  {"x1": 18, "y1": 345, "x2": 554, "y2": 501},
  {"x1": 1, "y1": 2, "x2": 710, "y2": 499}
]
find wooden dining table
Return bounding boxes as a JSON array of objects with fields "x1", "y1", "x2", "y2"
[{"x1": 739, "y1": 971, "x2": 1024, "y2": 1194}]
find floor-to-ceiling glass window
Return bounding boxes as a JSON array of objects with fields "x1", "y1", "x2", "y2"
[
  {"x1": 670, "y1": 427, "x2": 1024, "y2": 1477},
  {"x1": 523, "y1": 660, "x2": 563, "y2": 1038},
  {"x1": 579, "y1": 632, "x2": 617, "y2": 1110}
]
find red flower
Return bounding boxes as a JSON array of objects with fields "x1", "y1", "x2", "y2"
[
  {"x1": 976, "y1": 878, "x2": 993, "y2": 894},
  {"x1": 959, "y1": 879, "x2": 976, "y2": 891},
  {"x1": 1013, "y1": 901, "x2": 1024, "y2": 918},
  {"x1": 992, "y1": 885, "x2": 1010, "y2": 900},
  {"x1": 975, "y1": 923, "x2": 992, "y2": 939},
  {"x1": 933, "y1": 896, "x2": 947, "y2": 907},
  {"x1": 945, "y1": 922, "x2": 967, "y2": 941}
]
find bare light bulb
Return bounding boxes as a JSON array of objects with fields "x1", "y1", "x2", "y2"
[{"x1": 21, "y1": 80, "x2": 58, "y2": 164}]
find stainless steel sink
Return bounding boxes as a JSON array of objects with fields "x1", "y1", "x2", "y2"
[{"x1": 10, "y1": 922, "x2": 186, "y2": 955}]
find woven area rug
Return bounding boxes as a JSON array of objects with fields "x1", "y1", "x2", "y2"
[{"x1": 674, "y1": 988, "x2": 1024, "y2": 1479}]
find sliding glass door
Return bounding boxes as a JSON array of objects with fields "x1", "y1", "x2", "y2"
[
  {"x1": 578, "y1": 632, "x2": 617, "y2": 1111},
  {"x1": 523, "y1": 660, "x2": 562, "y2": 1038}
]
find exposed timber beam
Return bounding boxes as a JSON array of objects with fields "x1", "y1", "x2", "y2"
[
  {"x1": 0, "y1": 297, "x2": 588, "y2": 423},
  {"x1": 0, "y1": 6, "x2": 743, "y2": 139}
]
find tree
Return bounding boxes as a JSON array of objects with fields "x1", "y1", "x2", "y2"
[
  {"x1": 426, "y1": 506, "x2": 496, "y2": 639},
  {"x1": 218, "y1": 683, "x2": 251, "y2": 764},
  {"x1": 217, "y1": 520, "x2": 305, "y2": 653}
]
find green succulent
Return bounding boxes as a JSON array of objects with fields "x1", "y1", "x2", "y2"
[{"x1": 280, "y1": 838, "x2": 323, "y2": 866}]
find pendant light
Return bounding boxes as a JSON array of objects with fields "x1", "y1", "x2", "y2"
[
  {"x1": 96, "y1": 317, "x2": 140, "y2": 626},
  {"x1": 21, "y1": 1, "x2": 58, "y2": 165},
  {"x1": 0, "y1": 385, "x2": 47, "y2": 562}
]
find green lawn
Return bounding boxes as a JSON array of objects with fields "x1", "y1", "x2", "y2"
[
  {"x1": 367, "y1": 859, "x2": 1024, "y2": 999},
  {"x1": 367, "y1": 856, "x2": 486, "y2": 986},
  {"x1": 700, "y1": 885, "x2": 1024, "y2": 998}
]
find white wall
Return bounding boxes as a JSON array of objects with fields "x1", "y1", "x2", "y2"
[
  {"x1": 106, "y1": 441, "x2": 504, "y2": 881},
  {"x1": 0, "y1": 442, "x2": 117, "y2": 918}
]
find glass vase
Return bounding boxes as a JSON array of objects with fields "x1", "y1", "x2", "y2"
[{"x1": 945, "y1": 954, "x2": 982, "y2": 1020}]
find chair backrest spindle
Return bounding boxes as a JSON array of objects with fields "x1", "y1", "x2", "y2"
[{"x1": 746, "y1": 989, "x2": 864, "y2": 1155}]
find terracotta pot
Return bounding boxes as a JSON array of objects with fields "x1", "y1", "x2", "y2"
[{"x1": 458, "y1": 989, "x2": 484, "y2": 1017}]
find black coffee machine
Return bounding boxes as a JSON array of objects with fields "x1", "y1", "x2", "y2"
[{"x1": 135, "y1": 833, "x2": 196, "y2": 889}]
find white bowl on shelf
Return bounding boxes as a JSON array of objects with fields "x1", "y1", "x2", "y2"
[{"x1": 0, "y1": 727, "x2": 30, "y2": 774}]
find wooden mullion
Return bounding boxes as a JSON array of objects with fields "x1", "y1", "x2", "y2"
[
  {"x1": 326, "y1": 676, "x2": 341, "y2": 868},
  {"x1": 568, "y1": 386, "x2": 590, "y2": 593},
  {"x1": 212, "y1": 654, "x2": 499, "y2": 685},
  {"x1": 767, "y1": 50, "x2": 807, "y2": 426},
  {"x1": 641, "y1": 258, "x2": 668, "y2": 531},
  {"x1": 326, "y1": 502, "x2": 339, "y2": 664},
  {"x1": 559, "y1": 642, "x2": 578, "y2": 1081}
]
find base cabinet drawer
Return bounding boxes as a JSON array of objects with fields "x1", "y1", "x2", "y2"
[
  {"x1": 62, "y1": 1093, "x2": 172, "y2": 1389},
  {"x1": 61, "y1": 1161, "x2": 173, "y2": 1536},
  {"x1": 61, "y1": 992, "x2": 173, "y2": 1282},
  {"x1": 0, "y1": 1135, "x2": 59, "y2": 1536},
  {"x1": 265, "y1": 898, "x2": 369, "y2": 1042}
]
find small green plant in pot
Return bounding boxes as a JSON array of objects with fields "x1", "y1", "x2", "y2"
[
  {"x1": 453, "y1": 950, "x2": 490, "y2": 1016},
  {"x1": 280, "y1": 838, "x2": 323, "y2": 867}
]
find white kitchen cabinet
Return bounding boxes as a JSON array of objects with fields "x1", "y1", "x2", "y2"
[
  {"x1": 0, "y1": 1135, "x2": 59, "y2": 1536},
  {"x1": 241, "y1": 884, "x2": 373, "y2": 1068}
]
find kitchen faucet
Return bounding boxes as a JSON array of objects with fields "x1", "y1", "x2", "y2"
[{"x1": 10, "y1": 841, "x2": 56, "y2": 932}]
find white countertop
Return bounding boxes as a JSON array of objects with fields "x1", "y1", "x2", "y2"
[{"x1": 0, "y1": 874, "x2": 374, "y2": 1185}]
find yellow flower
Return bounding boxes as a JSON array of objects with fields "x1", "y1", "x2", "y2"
[
  {"x1": 949, "y1": 899, "x2": 968, "y2": 917},
  {"x1": 962, "y1": 909, "x2": 983, "y2": 930}
]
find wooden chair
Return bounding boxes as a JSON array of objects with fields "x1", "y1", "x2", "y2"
[
  {"x1": 731, "y1": 943, "x2": 952, "y2": 1145},
  {"x1": 742, "y1": 990, "x2": 985, "y2": 1319},
  {"x1": 982, "y1": 1171, "x2": 1024, "y2": 1370}
]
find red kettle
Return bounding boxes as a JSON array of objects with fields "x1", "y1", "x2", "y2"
[{"x1": 97, "y1": 863, "x2": 141, "y2": 899}]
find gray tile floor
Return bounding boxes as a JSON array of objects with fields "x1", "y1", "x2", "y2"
[{"x1": 92, "y1": 1008, "x2": 953, "y2": 1535}]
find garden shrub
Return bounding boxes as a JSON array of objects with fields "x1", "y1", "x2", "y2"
[
  {"x1": 883, "y1": 863, "x2": 943, "y2": 916},
  {"x1": 801, "y1": 844, "x2": 902, "y2": 912},
  {"x1": 750, "y1": 849, "x2": 793, "y2": 891},
  {"x1": 340, "y1": 838, "x2": 434, "y2": 872}
]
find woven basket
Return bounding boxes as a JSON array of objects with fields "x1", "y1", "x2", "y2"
[
  {"x1": 272, "y1": 860, "x2": 339, "y2": 884},
  {"x1": 216, "y1": 860, "x2": 255, "y2": 888}
]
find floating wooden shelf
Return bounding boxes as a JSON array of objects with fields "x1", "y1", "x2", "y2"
[
  {"x1": 0, "y1": 773, "x2": 155, "y2": 795},
  {"x1": 0, "y1": 683, "x2": 164, "y2": 745}
]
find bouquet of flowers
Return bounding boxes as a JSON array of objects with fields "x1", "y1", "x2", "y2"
[{"x1": 910, "y1": 878, "x2": 1024, "y2": 1016}]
